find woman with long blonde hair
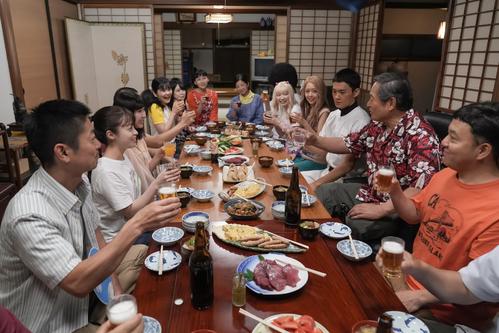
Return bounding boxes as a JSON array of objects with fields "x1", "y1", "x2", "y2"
[
  {"x1": 291, "y1": 76, "x2": 330, "y2": 171},
  {"x1": 263, "y1": 81, "x2": 301, "y2": 138}
]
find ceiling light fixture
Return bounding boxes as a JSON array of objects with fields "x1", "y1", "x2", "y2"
[{"x1": 206, "y1": 0, "x2": 232, "y2": 24}]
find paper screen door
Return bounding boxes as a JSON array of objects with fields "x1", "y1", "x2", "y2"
[{"x1": 65, "y1": 18, "x2": 146, "y2": 112}]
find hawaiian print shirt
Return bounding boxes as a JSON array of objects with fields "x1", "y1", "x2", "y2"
[{"x1": 344, "y1": 109, "x2": 441, "y2": 203}]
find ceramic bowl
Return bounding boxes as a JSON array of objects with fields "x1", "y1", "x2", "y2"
[
  {"x1": 272, "y1": 185, "x2": 288, "y2": 201},
  {"x1": 176, "y1": 190, "x2": 191, "y2": 208},
  {"x1": 301, "y1": 193, "x2": 318, "y2": 207},
  {"x1": 298, "y1": 220, "x2": 320, "y2": 240},
  {"x1": 182, "y1": 211, "x2": 210, "y2": 233},
  {"x1": 224, "y1": 199, "x2": 265, "y2": 220},
  {"x1": 271, "y1": 201, "x2": 286, "y2": 220},
  {"x1": 192, "y1": 165, "x2": 213, "y2": 176},
  {"x1": 351, "y1": 320, "x2": 378, "y2": 333},
  {"x1": 279, "y1": 167, "x2": 293, "y2": 177},
  {"x1": 258, "y1": 155, "x2": 274, "y2": 168},
  {"x1": 199, "y1": 149, "x2": 212, "y2": 160},
  {"x1": 337, "y1": 239, "x2": 373, "y2": 261},
  {"x1": 184, "y1": 144, "x2": 201, "y2": 155},
  {"x1": 195, "y1": 126, "x2": 207, "y2": 132},
  {"x1": 193, "y1": 136, "x2": 208, "y2": 146},
  {"x1": 180, "y1": 165, "x2": 193, "y2": 179},
  {"x1": 152, "y1": 227, "x2": 184, "y2": 246},
  {"x1": 191, "y1": 189, "x2": 215, "y2": 202}
]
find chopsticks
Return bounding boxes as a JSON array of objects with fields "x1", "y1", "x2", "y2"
[
  {"x1": 235, "y1": 194, "x2": 250, "y2": 202},
  {"x1": 275, "y1": 258, "x2": 326, "y2": 277},
  {"x1": 348, "y1": 234, "x2": 359, "y2": 260},
  {"x1": 248, "y1": 178, "x2": 273, "y2": 187},
  {"x1": 239, "y1": 309, "x2": 289, "y2": 333},
  {"x1": 264, "y1": 230, "x2": 309, "y2": 250},
  {"x1": 158, "y1": 245, "x2": 164, "y2": 275}
]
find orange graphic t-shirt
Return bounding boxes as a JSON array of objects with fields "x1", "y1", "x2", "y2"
[{"x1": 409, "y1": 167, "x2": 499, "y2": 330}]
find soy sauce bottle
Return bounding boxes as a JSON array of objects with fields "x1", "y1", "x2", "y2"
[
  {"x1": 376, "y1": 313, "x2": 393, "y2": 333},
  {"x1": 189, "y1": 222, "x2": 214, "y2": 310},
  {"x1": 285, "y1": 166, "x2": 301, "y2": 227}
]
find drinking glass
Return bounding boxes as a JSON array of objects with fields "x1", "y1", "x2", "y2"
[
  {"x1": 291, "y1": 130, "x2": 306, "y2": 150},
  {"x1": 252, "y1": 141, "x2": 259, "y2": 158},
  {"x1": 232, "y1": 272, "x2": 246, "y2": 307},
  {"x1": 376, "y1": 165, "x2": 395, "y2": 193},
  {"x1": 158, "y1": 184, "x2": 177, "y2": 199},
  {"x1": 381, "y1": 236, "x2": 405, "y2": 278},
  {"x1": 106, "y1": 294, "x2": 137, "y2": 325},
  {"x1": 163, "y1": 142, "x2": 176, "y2": 158}
]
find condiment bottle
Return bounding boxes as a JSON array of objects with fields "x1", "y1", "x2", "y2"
[
  {"x1": 189, "y1": 222, "x2": 214, "y2": 310},
  {"x1": 376, "y1": 313, "x2": 393, "y2": 333},
  {"x1": 285, "y1": 166, "x2": 301, "y2": 227}
]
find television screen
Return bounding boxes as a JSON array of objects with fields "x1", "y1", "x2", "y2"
[{"x1": 254, "y1": 58, "x2": 274, "y2": 78}]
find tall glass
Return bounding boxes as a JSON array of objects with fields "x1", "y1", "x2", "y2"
[
  {"x1": 158, "y1": 184, "x2": 176, "y2": 199},
  {"x1": 106, "y1": 294, "x2": 137, "y2": 325},
  {"x1": 291, "y1": 129, "x2": 306, "y2": 150},
  {"x1": 381, "y1": 236, "x2": 405, "y2": 278},
  {"x1": 232, "y1": 272, "x2": 246, "y2": 307},
  {"x1": 376, "y1": 165, "x2": 395, "y2": 193},
  {"x1": 163, "y1": 142, "x2": 176, "y2": 158}
]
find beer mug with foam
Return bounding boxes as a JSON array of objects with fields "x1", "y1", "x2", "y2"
[
  {"x1": 381, "y1": 236, "x2": 405, "y2": 278},
  {"x1": 376, "y1": 165, "x2": 395, "y2": 193}
]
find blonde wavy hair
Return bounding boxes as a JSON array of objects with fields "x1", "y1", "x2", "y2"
[
  {"x1": 300, "y1": 76, "x2": 329, "y2": 131},
  {"x1": 270, "y1": 81, "x2": 296, "y2": 114}
]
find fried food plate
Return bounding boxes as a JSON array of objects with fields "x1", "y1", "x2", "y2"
[
  {"x1": 252, "y1": 313, "x2": 329, "y2": 333},
  {"x1": 222, "y1": 165, "x2": 254, "y2": 183},
  {"x1": 237, "y1": 253, "x2": 308, "y2": 296},
  {"x1": 220, "y1": 179, "x2": 266, "y2": 200},
  {"x1": 211, "y1": 221, "x2": 306, "y2": 253}
]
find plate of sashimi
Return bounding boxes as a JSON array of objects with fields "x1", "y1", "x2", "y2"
[
  {"x1": 236, "y1": 253, "x2": 308, "y2": 296},
  {"x1": 252, "y1": 314, "x2": 329, "y2": 333}
]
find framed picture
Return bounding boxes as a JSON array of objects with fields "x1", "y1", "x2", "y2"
[{"x1": 177, "y1": 13, "x2": 196, "y2": 23}]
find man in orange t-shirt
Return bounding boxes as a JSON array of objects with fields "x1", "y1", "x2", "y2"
[{"x1": 386, "y1": 102, "x2": 499, "y2": 332}]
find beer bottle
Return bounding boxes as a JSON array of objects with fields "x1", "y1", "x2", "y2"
[
  {"x1": 189, "y1": 222, "x2": 214, "y2": 310},
  {"x1": 285, "y1": 166, "x2": 301, "y2": 227},
  {"x1": 376, "y1": 313, "x2": 393, "y2": 333}
]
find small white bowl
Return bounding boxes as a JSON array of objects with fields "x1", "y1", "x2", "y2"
[
  {"x1": 271, "y1": 201, "x2": 286, "y2": 220},
  {"x1": 191, "y1": 189, "x2": 215, "y2": 202},
  {"x1": 152, "y1": 227, "x2": 184, "y2": 246},
  {"x1": 279, "y1": 167, "x2": 293, "y2": 177},
  {"x1": 199, "y1": 149, "x2": 212, "y2": 160},
  {"x1": 337, "y1": 239, "x2": 373, "y2": 261},
  {"x1": 301, "y1": 193, "x2": 317, "y2": 207}
]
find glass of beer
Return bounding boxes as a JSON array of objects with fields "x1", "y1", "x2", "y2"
[
  {"x1": 158, "y1": 185, "x2": 177, "y2": 199},
  {"x1": 376, "y1": 165, "x2": 395, "y2": 193},
  {"x1": 381, "y1": 236, "x2": 405, "y2": 278},
  {"x1": 106, "y1": 294, "x2": 137, "y2": 325},
  {"x1": 163, "y1": 142, "x2": 176, "y2": 158}
]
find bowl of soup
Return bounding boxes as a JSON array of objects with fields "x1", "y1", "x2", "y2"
[
  {"x1": 258, "y1": 156, "x2": 274, "y2": 168},
  {"x1": 273, "y1": 185, "x2": 288, "y2": 201}
]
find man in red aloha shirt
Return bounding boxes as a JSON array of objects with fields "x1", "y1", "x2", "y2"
[{"x1": 304, "y1": 72, "x2": 441, "y2": 244}]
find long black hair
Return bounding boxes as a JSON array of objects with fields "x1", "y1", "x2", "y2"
[
  {"x1": 92, "y1": 106, "x2": 134, "y2": 145},
  {"x1": 168, "y1": 77, "x2": 189, "y2": 110}
]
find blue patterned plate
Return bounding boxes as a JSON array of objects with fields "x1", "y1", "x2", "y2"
[
  {"x1": 336, "y1": 239, "x2": 372, "y2": 261},
  {"x1": 256, "y1": 125, "x2": 270, "y2": 131},
  {"x1": 184, "y1": 144, "x2": 201, "y2": 155},
  {"x1": 192, "y1": 165, "x2": 213, "y2": 175},
  {"x1": 236, "y1": 253, "x2": 308, "y2": 296},
  {"x1": 143, "y1": 316, "x2": 162, "y2": 333},
  {"x1": 301, "y1": 194, "x2": 317, "y2": 207},
  {"x1": 88, "y1": 247, "x2": 112, "y2": 305},
  {"x1": 276, "y1": 159, "x2": 295, "y2": 167},
  {"x1": 386, "y1": 311, "x2": 429, "y2": 333},
  {"x1": 152, "y1": 227, "x2": 184, "y2": 246},
  {"x1": 320, "y1": 222, "x2": 352, "y2": 239},
  {"x1": 191, "y1": 189, "x2": 215, "y2": 202},
  {"x1": 144, "y1": 250, "x2": 182, "y2": 272},
  {"x1": 195, "y1": 126, "x2": 207, "y2": 132}
]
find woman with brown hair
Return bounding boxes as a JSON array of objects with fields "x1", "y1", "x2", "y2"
[{"x1": 291, "y1": 75, "x2": 330, "y2": 171}]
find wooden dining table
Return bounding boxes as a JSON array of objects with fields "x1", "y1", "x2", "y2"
[{"x1": 134, "y1": 138, "x2": 405, "y2": 333}]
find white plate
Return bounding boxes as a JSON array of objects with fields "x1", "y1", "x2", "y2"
[
  {"x1": 144, "y1": 250, "x2": 182, "y2": 272},
  {"x1": 218, "y1": 155, "x2": 250, "y2": 166},
  {"x1": 276, "y1": 159, "x2": 295, "y2": 167},
  {"x1": 252, "y1": 313, "x2": 329, "y2": 333},
  {"x1": 266, "y1": 140, "x2": 285, "y2": 150},
  {"x1": 256, "y1": 125, "x2": 270, "y2": 131},
  {"x1": 191, "y1": 189, "x2": 215, "y2": 202},
  {"x1": 152, "y1": 227, "x2": 184, "y2": 246},
  {"x1": 222, "y1": 165, "x2": 254, "y2": 183},
  {"x1": 228, "y1": 180, "x2": 266, "y2": 199},
  {"x1": 386, "y1": 311, "x2": 430, "y2": 333},
  {"x1": 301, "y1": 194, "x2": 317, "y2": 207},
  {"x1": 143, "y1": 316, "x2": 162, "y2": 333},
  {"x1": 223, "y1": 147, "x2": 244, "y2": 155},
  {"x1": 195, "y1": 126, "x2": 207, "y2": 132},
  {"x1": 236, "y1": 253, "x2": 308, "y2": 296},
  {"x1": 319, "y1": 222, "x2": 352, "y2": 239},
  {"x1": 192, "y1": 165, "x2": 213, "y2": 175},
  {"x1": 184, "y1": 144, "x2": 201, "y2": 155},
  {"x1": 336, "y1": 239, "x2": 372, "y2": 261}
]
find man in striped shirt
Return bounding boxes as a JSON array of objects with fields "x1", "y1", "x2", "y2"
[{"x1": 0, "y1": 100, "x2": 181, "y2": 333}]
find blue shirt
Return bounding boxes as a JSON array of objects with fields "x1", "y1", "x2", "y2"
[{"x1": 226, "y1": 94, "x2": 264, "y2": 124}]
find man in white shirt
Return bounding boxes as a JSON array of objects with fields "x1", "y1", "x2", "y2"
[
  {"x1": 302, "y1": 69, "x2": 370, "y2": 191},
  {"x1": 0, "y1": 100, "x2": 181, "y2": 333}
]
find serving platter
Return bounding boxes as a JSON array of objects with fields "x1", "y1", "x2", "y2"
[
  {"x1": 219, "y1": 180, "x2": 266, "y2": 201},
  {"x1": 211, "y1": 221, "x2": 306, "y2": 253},
  {"x1": 236, "y1": 253, "x2": 308, "y2": 296},
  {"x1": 222, "y1": 165, "x2": 254, "y2": 183},
  {"x1": 252, "y1": 313, "x2": 329, "y2": 333}
]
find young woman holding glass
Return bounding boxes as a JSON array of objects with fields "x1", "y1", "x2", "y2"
[
  {"x1": 227, "y1": 73, "x2": 264, "y2": 124},
  {"x1": 187, "y1": 69, "x2": 219, "y2": 125}
]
